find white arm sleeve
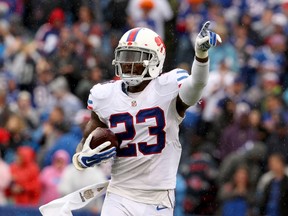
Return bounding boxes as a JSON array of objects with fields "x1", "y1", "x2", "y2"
[{"x1": 179, "y1": 59, "x2": 209, "y2": 106}]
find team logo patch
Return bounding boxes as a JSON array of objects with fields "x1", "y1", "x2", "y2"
[
  {"x1": 131, "y1": 100, "x2": 137, "y2": 107},
  {"x1": 155, "y1": 36, "x2": 165, "y2": 53},
  {"x1": 83, "y1": 189, "x2": 94, "y2": 199},
  {"x1": 79, "y1": 189, "x2": 94, "y2": 202}
]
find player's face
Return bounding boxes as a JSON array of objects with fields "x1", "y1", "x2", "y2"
[
  {"x1": 117, "y1": 49, "x2": 151, "y2": 76},
  {"x1": 121, "y1": 63, "x2": 145, "y2": 76}
]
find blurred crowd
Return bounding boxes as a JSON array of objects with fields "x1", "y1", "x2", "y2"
[{"x1": 0, "y1": 0, "x2": 288, "y2": 215}]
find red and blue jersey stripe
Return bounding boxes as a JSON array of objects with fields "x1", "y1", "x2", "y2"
[
  {"x1": 87, "y1": 99, "x2": 93, "y2": 110},
  {"x1": 176, "y1": 70, "x2": 189, "y2": 87}
]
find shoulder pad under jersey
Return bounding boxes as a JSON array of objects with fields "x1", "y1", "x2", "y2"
[
  {"x1": 154, "y1": 69, "x2": 189, "y2": 96},
  {"x1": 158, "y1": 68, "x2": 189, "y2": 87},
  {"x1": 90, "y1": 80, "x2": 120, "y2": 100}
]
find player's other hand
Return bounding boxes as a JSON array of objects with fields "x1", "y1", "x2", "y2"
[
  {"x1": 195, "y1": 21, "x2": 222, "y2": 59},
  {"x1": 72, "y1": 133, "x2": 116, "y2": 170}
]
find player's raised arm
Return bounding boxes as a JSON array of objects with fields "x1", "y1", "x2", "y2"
[{"x1": 177, "y1": 21, "x2": 221, "y2": 115}]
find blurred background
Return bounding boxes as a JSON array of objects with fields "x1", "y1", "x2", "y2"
[{"x1": 0, "y1": 0, "x2": 288, "y2": 215}]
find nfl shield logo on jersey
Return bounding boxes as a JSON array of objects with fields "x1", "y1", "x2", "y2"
[{"x1": 131, "y1": 100, "x2": 137, "y2": 107}]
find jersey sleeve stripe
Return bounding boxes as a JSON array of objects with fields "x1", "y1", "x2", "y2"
[
  {"x1": 177, "y1": 76, "x2": 188, "y2": 82},
  {"x1": 175, "y1": 69, "x2": 189, "y2": 88},
  {"x1": 176, "y1": 70, "x2": 188, "y2": 74},
  {"x1": 87, "y1": 98, "x2": 93, "y2": 110}
]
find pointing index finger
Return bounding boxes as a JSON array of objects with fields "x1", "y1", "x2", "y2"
[
  {"x1": 202, "y1": 21, "x2": 210, "y2": 31},
  {"x1": 200, "y1": 21, "x2": 210, "y2": 37}
]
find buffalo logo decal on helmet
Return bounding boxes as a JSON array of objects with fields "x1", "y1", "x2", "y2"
[{"x1": 155, "y1": 36, "x2": 165, "y2": 53}]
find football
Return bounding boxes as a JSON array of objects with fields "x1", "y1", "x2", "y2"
[{"x1": 89, "y1": 127, "x2": 119, "y2": 151}]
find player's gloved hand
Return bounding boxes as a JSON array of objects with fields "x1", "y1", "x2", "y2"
[
  {"x1": 72, "y1": 133, "x2": 116, "y2": 170},
  {"x1": 195, "y1": 21, "x2": 222, "y2": 59}
]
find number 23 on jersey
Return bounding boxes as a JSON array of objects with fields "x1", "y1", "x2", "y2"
[{"x1": 109, "y1": 107, "x2": 166, "y2": 157}]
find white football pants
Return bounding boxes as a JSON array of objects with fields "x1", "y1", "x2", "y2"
[{"x1": 101, "y1": 192, "x2": 174, "y2": 216}]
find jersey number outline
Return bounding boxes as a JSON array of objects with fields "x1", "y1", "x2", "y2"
[{"x1": 109, "y1": 107, "x2": 166, "y2": 157}]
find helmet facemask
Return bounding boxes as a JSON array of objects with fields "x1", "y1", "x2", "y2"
[{"x1": 113, "y1": 47, "x2": 160, "y2": 86}]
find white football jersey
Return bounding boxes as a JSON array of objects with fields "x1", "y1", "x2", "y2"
[{"x1": 87, "y1": 69, "x2": 189, "y2": 193}]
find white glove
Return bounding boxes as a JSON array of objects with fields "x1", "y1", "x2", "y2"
[
  {"x1": 72, "y1": 133, "x2": 116, "y2": 170},
  {"x1": 195, "y1": 21, "x2": 222, "y2": 59}
]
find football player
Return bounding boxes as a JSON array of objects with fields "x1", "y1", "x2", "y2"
[{"x1": 73, "y1": 21, "x2": 221, "y2": 216}]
